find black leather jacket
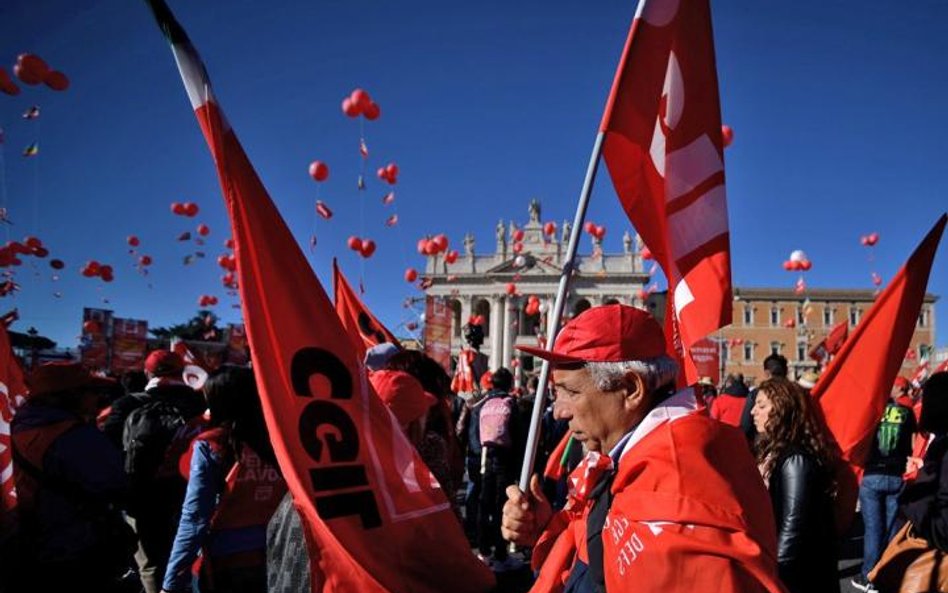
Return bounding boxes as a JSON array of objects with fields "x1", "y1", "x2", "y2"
[{"x1": 767, "y1": 449, "x2": 840, "y2": 593}]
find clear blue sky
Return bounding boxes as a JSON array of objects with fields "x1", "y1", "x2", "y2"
[{"x1": 1, "y1": 0, "x2": 946, "y2": 350}]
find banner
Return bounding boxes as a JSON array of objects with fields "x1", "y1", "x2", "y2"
[
  {"x1": 80, "y1": 307, "x2": 113, "y2": 371},
  {"x1": 110, "y1": 318, "x2": 148, "y2": 374},
  {"x1": 423, "y1": 296, "x2": 453, "y2": 373},
  {"x1": 600, "y1": 0, "x2": 732, "y2": 384},
  {"x1": 688, "y1": 337, "x2": 720, "y2": 383},
  {"x1": 145, "y1": 1, "x2": 494, "y2": 590}
]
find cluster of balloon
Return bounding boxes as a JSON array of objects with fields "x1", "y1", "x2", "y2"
[
  {"x1": 198, "y1": 294, "x2": 219, "y2": 307},
  {"x1": 377, "y1": 163, "x2": 399, "y2": 185},
  {"x1": 0, "y1": 237, "x2": 49, "y2": 267},
  {"x1": 347, "y1": 236, "x2": 376, "y2": 258},
  {"x1": 404, "y1": 268, "x2": 418, "y2": 283},
  {"x1": 524, "y1": 295, "x2": 542, "y2": 316},
  {"x1": 782, "y1": 250, "x2": 812, "y2": 272},
  {"x1": 81, "y1": 260, "x2": 114, "y2": 282},
  {"x1": 584, "y1": 222, "x2": 607, "y2": 241},
  {"x1": 217, "y1": 253, "x2": 237, "y2": 272},
  {"x1": 220, "y1": 240, "x2": 238, "y2": 290},
  {"x1": 1, "y1": 54, "x2": 69, "y2": 96},
  {"x1": 727, "y1": 338, "x2": 745, "y2": 347},
  {"x1": 417, "y1": 234, "x2": 449, "y2": 257},
  {"x1": 171, "y1": 202, "x2": 200, "y2": 217},
  {"x1": 308, "y1": 161, "x2": 329, "y2": 183},
  {"x1": 126, "y1": 235, "x2": 154, "y2": 275},
  {"x1": 721, "y1": 124, "x2": 735, "y2": 148},
  {"x1": 341, "y1": 88, "x2": 381, "y2": 121},
  {"x1": 860, "y1": 233, "x2": 879, "y2": 247}
]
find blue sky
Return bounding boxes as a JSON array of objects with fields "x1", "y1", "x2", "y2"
[{"x1": 1, "y1": 0, "x2": 946, "y2": 350}]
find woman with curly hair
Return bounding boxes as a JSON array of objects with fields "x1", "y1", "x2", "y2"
[{"x1": 751, "y1": 377, "x2": 840, "y2": 593}]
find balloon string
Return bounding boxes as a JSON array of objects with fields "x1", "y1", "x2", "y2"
[{"x1": 0, "y1": 133, "x2": 9, "y2": 246}]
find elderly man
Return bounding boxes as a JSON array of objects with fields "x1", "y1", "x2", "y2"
[{"x1": 503, "y1": 304, "x2": 784, "y2": 593}]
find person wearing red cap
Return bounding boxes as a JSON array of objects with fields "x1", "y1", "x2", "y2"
[
  {"x1": 10, "y1": 362, "x2": 133, "y2": 591},
  {"x1": 501, "y1": 304, "x2": 784, "y2": 593},
  {"x1": 103, "y1": 349, "x2": 207, "y2": 593}
]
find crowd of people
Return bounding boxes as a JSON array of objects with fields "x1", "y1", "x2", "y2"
[{"x1": 1, "y1": 302, "x2": 947, "y2": 593}]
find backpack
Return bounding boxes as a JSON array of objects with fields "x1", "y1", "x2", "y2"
[
  {"x1": 122, "y1": 399, "x2": 187, "y2": 485},
  {"x1": 479, "y1": 396, "x2": 514, "y2": 448}
]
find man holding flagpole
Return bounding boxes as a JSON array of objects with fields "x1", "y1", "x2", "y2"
[{"x1": 501, "y1": 304, "x2": 784, "y2": 593}]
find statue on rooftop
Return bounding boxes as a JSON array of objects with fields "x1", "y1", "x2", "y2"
[{"x1": 528, "y1": 199, "x2": 541, "y2": 224}]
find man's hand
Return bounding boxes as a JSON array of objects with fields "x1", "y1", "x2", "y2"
[
  {"x1": 502, "y1": 474, "x2": 553, "y2": 547},
  {"x1": 906, "y1": 455, "x2": 924, "y2": 475}
]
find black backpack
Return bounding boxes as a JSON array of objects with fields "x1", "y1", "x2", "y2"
[{"x1": 122, "y1": 399, "x2": 187, "y2": 486}]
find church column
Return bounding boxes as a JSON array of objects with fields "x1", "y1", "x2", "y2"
[
  {"x1": 490, "y1": 296, "x2": 504, "y2": 370},
  {"x1": 460, "y1": 296, "x2": 473, "y2": 330},
  {"x1": 502, "y1": 296, "x2": 518, "y2": 370}
]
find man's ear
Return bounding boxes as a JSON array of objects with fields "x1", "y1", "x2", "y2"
[{"x1": 622, "y1": 371, "x2": 647, "y2": 410}]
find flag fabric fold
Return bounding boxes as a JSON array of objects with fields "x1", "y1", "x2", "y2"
[
  {"x1": 599, "y1": 0, "x2": 731, "y2": 384},
  {"x1": 332, "y1": 260, "x2": 401, "y2": 363},
  {"x1": 144, "y1": 2, "x2": 493, "y2": 591},
  {"x1": 0, "y1": 322, "x2": 28, "y2": 513},
  {"x1": 812, "y1": 214, "x2": 946, "y2": 530}
]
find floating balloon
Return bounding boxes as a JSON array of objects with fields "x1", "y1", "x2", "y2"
[
  {"x1": 139, "y1": 255, "x2": 153, "y2": 267},
  {"x1": 171, "y1": 202, "x2": 186, "y2": 215},
  {"x1": 543, "y1": 221, "x2": 556, "y2": 236},
  {"x1": 640, "y1": 247, "x2": 653, "y2": 261},
  {"x1": 347, "y1": 236, "x2": 363, "y2": 252},
  {"x1": 351, "y1": 89, "x2": 371, "y2": 111},
  {"x1": 315, "y1": 201, "x2": 333, "y2": 220},
  {"x1": 0, "y1": 67, "x2": 20, "y2": 96},
  {"x1": 83, "y1": 320, "x2": 100, "y2": 334},
  {"x1": 127, "y1": 235, "x2": 140, "y2": 247},
  {"x1": 14, "y1": 54, "x2": 48, "y2": 85},
  {"x1": 224, "y1": 238, "x2": 235, "y2": 249},
  {"x1": 512, "y1": 229, "x2": 525, "y2": 242},
  {"x1": 432, "y1": 234, "x2": 449, "y2": 253},
  {"x1": 342, "y1": 97, "x2": 360, "y2": 117},
  {"x1": 505, "y1": 283, "x2": 517, "y2": 296},
  {"x1": 444, "y1": 250, "x2": 459, "y2": 264},
  {"x1": 721, "y1": 124, "x2": 734, "y2": 148},
  {"x1": 789, "y1": 250, "x2": 808, "y2": 263},
  {"x1": 43, "y1": 70, "x2": 69, "y2": 91},
  {"x1": 49, "y1": 259, "x2": 65, "y2": 270},
  {"x1": 308, "y1": 161, "x2": 329, "y2": 182},
  {"x1": 416, "y1": 238, "x2": 430, "y2": 255},
  {"x1": 359, "y1": 239, "x2": 376, "y2": 258},
  {"x1": 800, "y1": 260, "x2": 812, "y2": 271},
  {"x1": 363, "y1": 102, "x2": 380, "y2": 121},
  {"x1": 584, "y1": 221, "x2": 597, "y2": 235},
  {"x1": 861, "y1": 232, "x2": 879, "y2": 247},
  {"x1": 871, "y1": 272, "x2": 882, "y2": 286},
  {"x1": 592, "y1": 225, "x2": 606, "y2": 240},
  {"x1": 184, "y1": 202, "x2": 199, "y2": 217},
  {"x1": 404, "y1": 268, "x2": 418, "y2": 283},
  {"x1": 784, "y1": 318, "x2": 796, "y2": 329},
  {"x1": 32, "y1": 247, "x2": 48, "y2": 258},
  {"x1": 514, "y1": 255, "x2": 526, "y2": 268},
  {"x1": 197, "y1": 223, "x2": 210, "y2": 237},
  {"x1": 24, "y1": 237, "x2": 42, "y2": 249},
  {"x1": 512, "y1": 242, "x2": 524, "y2": 254}
]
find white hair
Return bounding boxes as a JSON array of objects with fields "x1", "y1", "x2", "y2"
[{"x1": 585, "y1": 355, "x2": 679, "y2": 394}]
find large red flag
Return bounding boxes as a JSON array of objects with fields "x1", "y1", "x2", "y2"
[
  {"x1": 332, "y1": 259, "x2": 401, "y2": 362},
  {"x1": 600, "y1": 0, "x2": 731, "y2": 384},
  {"x1": 0, "y1": 321, "x2": 28, "y2": 513},
  {"x1": 144, "y1": 2, "x2": 494, "y2": 591},
  {"x1": 812, "y1": 214, "x2": 946, "y2": 529}
]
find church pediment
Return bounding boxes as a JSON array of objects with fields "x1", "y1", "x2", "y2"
[{"x1": 484, "y1": 253, "x2": 563, "y2": 276}]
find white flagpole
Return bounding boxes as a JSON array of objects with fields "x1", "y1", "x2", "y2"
[{"x1": 517, "y1": 131, "x2": 605, "y2": 493}]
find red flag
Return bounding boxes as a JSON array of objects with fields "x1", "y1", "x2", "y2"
[
  {"x1": 145, "y1": 2, "x2": 493, "y2": 591},
  {"x1": 543, "y1": 431, "x2": 574, "y2": 481},
  {"x1": 813, "y1": 214, "x2": 946, "y2": 530},
  {"x1": 600, "y1": 0, "x2": 731, "y2": 384},
  {"x1": 808, "y1": 320, "x2": 849, "y2": 365},
  {"x1": 0, "y1": 322, "x2": 28, "y2": 513},
  {"x1": 332, "y1": 260, "x2": 401, "y2": 362}
]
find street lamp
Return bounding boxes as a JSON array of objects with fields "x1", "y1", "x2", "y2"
[{"x1": 27, "y1": 326, "x2": 38, "y2": 370}]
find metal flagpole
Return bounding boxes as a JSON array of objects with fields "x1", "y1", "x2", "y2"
[{"x1": 517, "y1": 131, "x2": 606, "y2": 493}]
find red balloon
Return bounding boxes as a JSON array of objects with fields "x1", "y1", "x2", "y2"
[
  {"x1": 24, "y1": 236, "x2": 42, "y2": 249},
  {"x1": 83, "y1": 320, "x2": 100, "y2": 334},
  {"x1": 424, "y1": 241, "x2": 440, "y2": 256},
  {"x1": 14, "y1": 54, "x2": 47, "y2": 85},
  {"x1": 197, "y1": 223, "x2": 211, "y2": 237},
  {"x1": 860, "y1": 236, "x2": 869, "y2": 246},
  {"x1": 432, "y1": 234, "x2": 449, "y2": 252},
  {"x1": 800, "y1": 260, "x2": 812, "y2": 271},
  {"x1": 0, "y1": 67, "x2": 21, "y2": 96},
  {"x1": 512, "y1": 242, "x2": 524, "y2": 254},
  {"x1": 512, "y1": 229, "x2": 525, "y2": 242},
  {"x1": 594, "y1": 225, "x2": 606, "y2": 240},
  {"x1": 506, "y1": 283, "x2": 517, "y2": 295},
  {"x1": 50, "y1": 259, "x2": 65, "y2": 270},
  {"x1": 32, "y1": 246, "x2": 49, "y2": 258},
  {"x1": 363, "y1": 101, "x2": 380, "y2": 121},
  {"x1": 127, "y1": 235, "x2": 140, "y2": 247},
  {"x1": 225, "y1": 238, "x2": 235, "y2": 249},
  {"x1": 345, "y1": 96, "x2": 363, "y2": 117},
  {"x1": 359, "y1": 239, "x2": 376, "y2": 258},
  {"x1": 584, "y1": 221, "x2": 596, "y2": 235},
  {"x1": 222, "y1": 272, "x2": 235, "y2": 285},
  {"x1": 347, "y1": 236, "x2": 363, "y2": 252},
  {"x1": 416, "y1": 238, "x2": 429, "y2": 255},
  {"x1": 139, "y1": 255, "x2": 153, "y2": 266},
  {"x1": 641, "y1": 247, "x2": 653, "y2": 260},
  {"x1": 444, "y1": 250, "x2": 459, "y2": 264},
  {"x1": 404, "y1": 268, "x2": 418, "y2": 283},
  {"x1": 721, "y1": 124, "x2": 734, "y2": 148},
  {"x1": 543, "y1": 222, "x2": 556, "y2": 236},
  {"x1": 171, "y1": 202, "x2": 186, "y2": 215},
  {"x1": 84, "y1": 260, "x2": 101, "y2": 276},
  {"x1": 350, "y1": 89, "x2": 372, "y2": 112},
  {"x1": 43, "y1": 70, "x2": 69, "y2": 91},
  {"x1": 184, "y1": 203, "x2": 199, "y2": 217},
  {"x1": 784, "y1": 318, "x2": 796, "y2": 328},
  {"x1": 867, "y1": 233, "x2": 879, "y2": 246},
  {"x1": 782, "y1": 260, "x2": 794, "y2": 271},
  {"x1": 308, "y1": 160, "x2": 329, "y2": 182}
]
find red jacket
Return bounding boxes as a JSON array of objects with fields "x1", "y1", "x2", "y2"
[{"x1": 530, "y1": 390, "x2": 785, "y2": 593}]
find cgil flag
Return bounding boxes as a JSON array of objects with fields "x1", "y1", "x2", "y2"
[
  {"x1": 812, "y1": 214, "x2": 946, "y2": 531},
  {"x1": 0, "y1": 320, "x2": 28, "y2": 513},
  {"x1": 599, "y1": 0, "x2": 731, "y2": 384},
  {"x1": 332, "y1": 259, "x2": 401, "y2": 362},
  {"x1": 144, "y1": 1, "x2": 494, "y2": 592}
]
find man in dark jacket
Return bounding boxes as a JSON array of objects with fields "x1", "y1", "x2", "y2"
[
  {"x1": 11, "y1": 362, "x2": 131, "y2": 592},
  {"x1": 853, "y1": 381, "x2": 918, "y2": 592},
  {"x1": 109, "y1": 350, "x2": 205, "y2": 593}
]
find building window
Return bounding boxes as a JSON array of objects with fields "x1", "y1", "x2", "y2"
[
  {"x1": 743, "y1": 342, "x2": 754, "y2": 362},
  {"x1": 770, "y1": 342, "x2": 782, "y2": 356},
  {"x1": 919, "y1": 309, "x2": 929, "y2": 328},
  {"x1": 797, "y1": 342, "x2": 807, "y2": 361},
  {"x1": 823, "y1": 307, "x2": 834, "y2": 327},
  {"x1": 770, "y1": 304, "x2": 780, "y2": 327},
  {"x1": 796, "y1": 307, "x2": 805, "y2": 325},
  {"x1": 722, "y1": 343, "x2": 729, "y2": 363},
  {"x1": 850, "y1": 306, "x2": 860, "y2": 327},
  {"x1": 743, "y1": 306, "x2": 753, "y2": 326}
]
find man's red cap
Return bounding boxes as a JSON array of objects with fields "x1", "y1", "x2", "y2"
[
  {"x1": 27, "y1": 362, "x2": 115, "y2": 398},
  {"x1": 145, "y1": 350, "x2": 185, "y2": 376},
  {"x1": 517, "y1": 304, "x2": 666, "y2": 365},
  {"x1": 369, "y1": 370, "x2": 437, "y2": 426}
]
